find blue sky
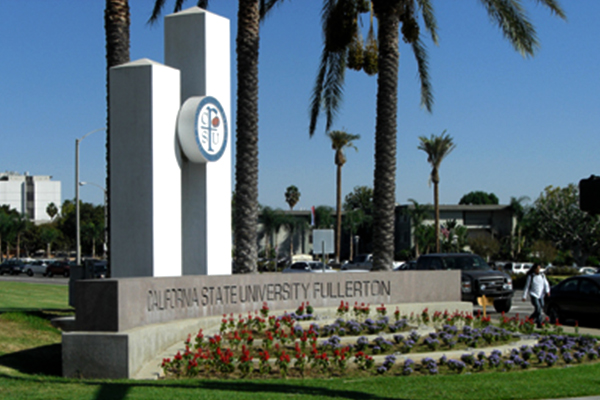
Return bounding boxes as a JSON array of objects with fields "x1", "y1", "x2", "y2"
[{"x1": 1, "y1": 1, "x2": 598, "y2": 211}]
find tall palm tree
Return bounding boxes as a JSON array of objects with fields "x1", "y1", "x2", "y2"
[
  {"x1": 418, "y1": 131, "x2": 456, "y2": 253},
  {"x1": 285, "y1": 185, "x2": 301, "y2": 210},
  {"x1": 105, "y1": 0, "x2": 131, "y2": 276},
  {"x1": 150, "y1": 0, "x2": 285, "y2": 274},
  {"x1": 310, "y1": 0, "x2": 565, "y2": 270},
  {"x1": 327, "y1": 130, "x2": 360, "y2": 263}
]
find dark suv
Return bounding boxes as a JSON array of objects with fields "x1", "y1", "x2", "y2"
[{"x1": 416, "y1": 253, "x2": 514, "y2": 313}]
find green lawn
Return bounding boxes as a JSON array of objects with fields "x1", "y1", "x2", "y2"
[
  {"x1": 0, "y1": 281, "x2": 71, "y2": 311},
  {"x1": 1, "y1": 281, "x2": 600, "y2": 400}
]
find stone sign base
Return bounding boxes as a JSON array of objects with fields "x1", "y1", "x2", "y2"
[{"x1": 63, "y1": 271, "x2": 465, "y2": 379}]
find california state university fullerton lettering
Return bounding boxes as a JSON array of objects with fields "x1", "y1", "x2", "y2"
[{"x1": 146, "y1": 280, "x2": 391, "y2": 312}]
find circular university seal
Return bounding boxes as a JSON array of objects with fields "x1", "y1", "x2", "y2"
[{"x1": 177, "y1": 96, "x2": 229, "y2": 163}]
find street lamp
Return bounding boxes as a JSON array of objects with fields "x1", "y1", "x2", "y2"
[
  {"x1": 76, "y1": 128, "x2": 105, "y2": 267},
  {"x1": 79, "y1": 181, "x2": 107, "y2": 259}
]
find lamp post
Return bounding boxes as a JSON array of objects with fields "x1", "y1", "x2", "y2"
[
  {"x1": 79, "y1": 181, "x2": 107, "y2": 259},
  {"x1": 76, "y1": 128, "x2": 105, "y2": 267}
]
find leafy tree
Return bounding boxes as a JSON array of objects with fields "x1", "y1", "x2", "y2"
[
  {"x1": 285, "y1": 185, "x2": 301, "y2": 210},
  {"x1": 310, "y1": 0, "x2": 565, "y2": 271},
  {"x1": 469, "y1": 234, "x2": 500, "y2": 261},
  {"x1": 459, "y1": 191, "x2": 499, "y2": 205},
  {"x1": 11, "y1": 213, "x2": 30, "y2": 259},
  {"x1": 405, "y1": 199, "x2": 432, "y2": 257},
  {"x1": 343, "y1": 186, "x2": 374, "y2": 253},
  {"x1": 327, "y1": 129, "x2": 360, "y2": 262},
  {"x1": 530, "y1": 240, "x2": 557, "y2": 266},
  {"x1": 530, "y1": 184, "x2": 600, "y2": 266},
  {"x1": 0, "y1": 206, "x2": 18, "y2": 261},
  {"x1": 440, "y1": 219, "x2": 468, "y2": 253},
  {"x1": 39, "y1": 224, "x2": 62, "y2": 258},
  {"x1": 418, "y1": 130, "x2": 456, "y2": 253}
]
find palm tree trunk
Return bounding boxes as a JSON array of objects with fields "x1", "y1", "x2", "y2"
[
  {"x1": 335, "y1": 163, "x2": 342, "y2": 263},
  {"x1": 105, "y1": 0, "x2": 130, "y2": 277},
  {"x1": 434, "y1": 181, "x2": 440, "y2": 253},
  {"x1": 372, "y1": 1, "x2": 400, "y2": 271},
  {"x1": 234, "y1": 0, "x2": 260, "y2": 273}
]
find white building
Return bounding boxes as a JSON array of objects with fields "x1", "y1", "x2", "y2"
[{"x1": 0, "y1": 172, "x2": 61, "y2": 223}]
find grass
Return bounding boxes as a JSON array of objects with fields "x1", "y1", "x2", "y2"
[
  {"x1": 1, "y1": 281, "x2": 600, "y2": 400},
  {"x1": 0, "y1": 281, "x2": 71, "y2": 310}
]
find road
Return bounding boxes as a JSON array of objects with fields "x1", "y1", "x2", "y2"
[
  {"x1": 0, "y1": 274, "x2": 69, "y2": 285},
  {"x1": 469, "y1": 290, "x2": 534, "y2": 320}
]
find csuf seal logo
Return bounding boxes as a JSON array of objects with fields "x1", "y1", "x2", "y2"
[
  {"x1": 177, "y1": 95, "x2": 229, "y2": 163},
  {"x1": 196, "y1": 97, "x2": 228, "y2": 162}
]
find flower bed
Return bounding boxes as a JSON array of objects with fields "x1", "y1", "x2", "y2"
[{"x1": 161, "y1": 301, "x2": 599, "y2": 379}]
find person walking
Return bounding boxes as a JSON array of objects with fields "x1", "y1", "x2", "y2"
[{"x1": 522, "y1": 263, "x2": 551, "y2": 328}]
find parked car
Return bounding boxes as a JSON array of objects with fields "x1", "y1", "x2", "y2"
[
  {"x1": 23, "y1": 259, "x2": 51, "y2": 276},
  {"x1": 545, "y1": 275, "x2": 600, "y2": 325},
  {"x1": 511, "y1": 262, "x2": 533, "y2": 275},
  {"x1": 282, "y1": 261, "x2": 335, "y2": 273},
  {"x1": 84, "y1": 259, "x2": 108, "y2": 278},
  {"x1": 416, "y1": 253, "x2": 514, "y2": 313},
  {"x1": 46, "y1": 260, "x2": 71, "y2": 277},
  {"x1": 579, "y1": 266, "x2": 599, "y2": 276},
  {"x1": 0, "y1": 259, "x2": 28, "y2": 275},
  {"x1": 341, "y1": 254, "x2": 404, "y2": 271},
  {"x1": 395, "y1": 260, "x2": 416, "y2": 271}
]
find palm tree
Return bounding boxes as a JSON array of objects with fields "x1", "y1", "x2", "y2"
[
  {"x1": 310, "y1": 0, "x2": 565, "y2": 270},
  {"x1": 327, "y1": 130, "x2": 360, "y2": 262},
  {"x1": 405, "y1": 198, "x2": 432, "y2": 258},
  {"x1": 260, "y1": 206, "x2": 284, "y2": 261},
  {"x1": 342, "y1": 208, "x2": 365, "y2": 261},
  {"x1": 418, "y1": 131, "x2": 456, "y2": 253},
  {"x1": 509, "y1": 195, "x2": 531, "y2": 258},
  {"x1": 285, "y1": 185, "x2": 301, "y2": 210},
  {"x1": 105, "y1": 0, "x2": 131, "y2": 276},
  {"x1": 314, "y1": 205, "x2": 335, "y2": 229}
]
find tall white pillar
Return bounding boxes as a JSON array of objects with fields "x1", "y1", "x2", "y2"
[
  {"x1": 109, "y1": 59, "x2": 182, "y2": 277},
  {"x1": 165, "y1": 8, "x2": 232, "y2": 276}
]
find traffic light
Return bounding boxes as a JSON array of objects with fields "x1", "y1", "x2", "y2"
[{"x1": 580, "y1": 175, "x2": 600, "y2": 215}]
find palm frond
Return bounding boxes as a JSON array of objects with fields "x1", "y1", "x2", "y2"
[
  {"x1": 149, "y1": 0, "x2": 168, "y2": 24},
  {"x1": 323, "y1": 50, "x2": 347, "y2": 132},
  {"x1": 411, "y1": 36, "x2": 433, "y2": 113},
  {"x1": 416, "y1": 0, "x2": 439, "y2": 45},
  {"x1": 309, "y1": 46, "x2": 330, "y2": 136},
  {"x1": 148, "y1": 0, "x2": 207, "y2": 24},
  {"x1": 479, "y1": 0, "x2": 538, "y2": 57},
  {"x1": 533, "y1": 0, "x2": 566, "y2": 19},
  {"x1": 260, "y1": 0, "x2": 289, "y2": 20}
]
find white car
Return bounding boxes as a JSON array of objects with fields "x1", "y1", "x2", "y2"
[
  {"x1": 23, "y1": 259, "x2": 50, "y2": 276},
  {"x1": 511, "y1": 262, "x2": 533, "y2": 275},
  {"x1": 282, "y1": 261, "x2": 336, "y2": 273}
]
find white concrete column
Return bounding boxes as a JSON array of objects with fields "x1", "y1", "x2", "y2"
[
  {"x1": 109, "y1": 59, "x2": 182, "y2": 277},
  {"x1": 165, "y1": 8, "x2": 232, "y2": 276}
]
